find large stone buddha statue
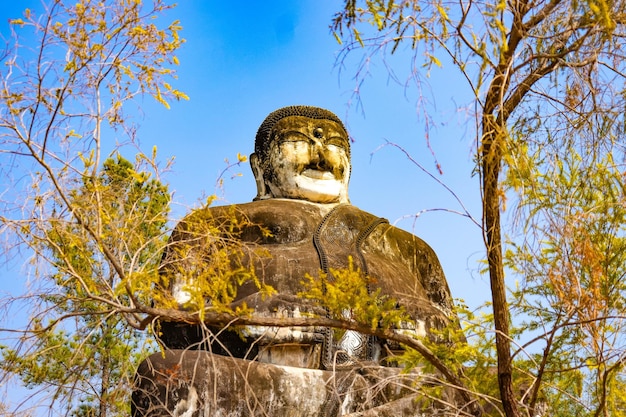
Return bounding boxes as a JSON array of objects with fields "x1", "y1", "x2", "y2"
[{"x1": 133, "y1": 106, "x2": 459, "y2": 416}]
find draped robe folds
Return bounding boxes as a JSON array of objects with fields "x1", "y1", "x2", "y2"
[{"x1": 158, "y1": 199, "x2": 454, "y2": 369}]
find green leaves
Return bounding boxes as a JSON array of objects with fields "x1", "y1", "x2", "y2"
[
  {"x1": 505, "y1": 142, "x2": 626, "y2": 414},
  {"x1": 2, "y1": 154, "x2": 171, "y2": 416}
]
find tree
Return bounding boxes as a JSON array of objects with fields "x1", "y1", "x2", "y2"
[
  {"x1": 332, "y1": 0, "x2": 626, "y2": 415},
  {"x1": 2, "y1": 155, "x2": 170, "y2": 416},
  {"x1": 505, "y1": 139, "x2": 626, "y2": 416},
  {"x1": 0, "y1": 1, "x2": 183, "y2": 414}
]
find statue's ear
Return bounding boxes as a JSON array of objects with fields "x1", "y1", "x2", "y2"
[{"x1": 250, "y1": 153, "x2": 268, "y2": 200}]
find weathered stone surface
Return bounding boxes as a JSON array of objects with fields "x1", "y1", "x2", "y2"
[
  {"x1": 132, "y1": 350, "x2": 455, "y2": 417},
  {"x1": 158, "y1": 199, "x2": 453, "y2": 367}
]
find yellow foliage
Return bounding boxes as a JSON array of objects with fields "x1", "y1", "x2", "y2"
[
  {"x1": 159, "y1": 205, "x2": 276, "y2": 319},
  {"x1": 299, "y1": 257, "x2": 410, "y2": 331}
]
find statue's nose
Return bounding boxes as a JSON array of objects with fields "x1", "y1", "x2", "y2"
[
  {"x1": 309, "y1": 138, "x2": 323, "y2": 158},
  {"x1": 310, "y1": 140, "x2": 332, "y2": 170}
]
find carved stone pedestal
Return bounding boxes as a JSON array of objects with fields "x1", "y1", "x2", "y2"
[{"x1": 132, "y1": 350, "x2": 458, "y2": 417}]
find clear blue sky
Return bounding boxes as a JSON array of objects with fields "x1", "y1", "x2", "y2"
[{"x1": 0, "y1": 0, "x2": 489, "y2": 334}]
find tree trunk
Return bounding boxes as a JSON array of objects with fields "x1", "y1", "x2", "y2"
[
  {"x1": 99, "y1": 337, "x2": 111, "y2": 417},
  {"x1": 481, "y1": 119, "x2": 520, "y2": 417}
]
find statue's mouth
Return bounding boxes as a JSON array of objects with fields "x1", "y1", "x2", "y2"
[{"x1": 301, "y1": 169, "x2": 335, "y2": 180}]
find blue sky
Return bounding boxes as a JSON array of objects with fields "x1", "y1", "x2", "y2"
[{"x1": 0, "y1": 0, "x2": 488, "y2": 334}]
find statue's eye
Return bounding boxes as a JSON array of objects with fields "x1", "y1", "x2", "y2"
[
  {"x1": 278, "y1": 131, "x2": 309, "y2": 144},
  {"x1": 326, "y1": 137, "x2": 348, "y2": 150}
]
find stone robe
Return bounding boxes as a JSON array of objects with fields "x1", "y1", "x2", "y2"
[{"x1": 158, "y1": 199, "x2": 454, "y2": 368}]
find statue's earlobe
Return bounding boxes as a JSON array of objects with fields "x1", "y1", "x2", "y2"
[{"x1": 250, "y1": 153, "x2": 268, "y2": 200}]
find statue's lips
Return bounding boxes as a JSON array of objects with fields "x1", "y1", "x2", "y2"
[{"x1": 301, "y1": 169, "x2": 336, "y2": 180}]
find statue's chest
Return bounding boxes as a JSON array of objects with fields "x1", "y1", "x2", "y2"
[
  {"x1": 235, "y1": 205, "x2": 392, "y2": 294},
  {"x1": 239, "y1": 207, "x2": 319, "y2": 245},
  {"x1": 238, "y1": 212, "x2": 322, "y2": 291}
]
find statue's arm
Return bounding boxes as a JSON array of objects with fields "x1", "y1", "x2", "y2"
[{"x1": 418, "y1": 241, "x2": 453, "y2": 313}]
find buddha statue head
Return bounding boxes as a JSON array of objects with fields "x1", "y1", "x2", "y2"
[{"x1": 250, "y1": 106, "x2": 351, "y2": 204}]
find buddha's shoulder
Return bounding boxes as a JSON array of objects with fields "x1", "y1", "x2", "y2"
[
  {"x1": 346, "y1": 208, "x2": 438, "y2": 258},
  {"x1": 177, "y1": 201, "x2": 432, "y2": 245},
  {"x1": 183, "y1": 199, "x2": 328, "y2": 222},
  {"x1": 175, "y1": 200, "x2": 327, "y2": 242}
]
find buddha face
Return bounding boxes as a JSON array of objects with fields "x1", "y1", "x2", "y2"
[{"x1": 251, "y1": 116, "x2": 351, "y2": 204}]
